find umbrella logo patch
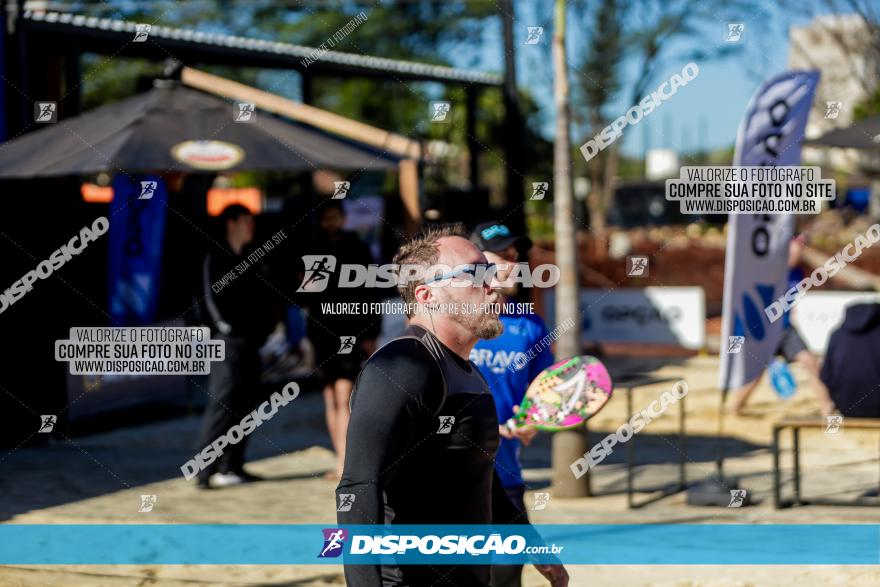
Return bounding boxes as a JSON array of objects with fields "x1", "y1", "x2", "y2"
[{"x1": 170, "y1": 140, "x2": 245, "y2": 170}]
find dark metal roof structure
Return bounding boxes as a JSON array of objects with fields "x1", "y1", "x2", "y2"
[
  {"x1": 0, "y1": 81, "x2": 400, "y2": 177},
  {"x1": 22, "y1": 11, "x2": 503, "y2": 86}
]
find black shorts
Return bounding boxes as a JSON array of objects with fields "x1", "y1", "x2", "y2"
[
  {"x1": 776, "y1": 326, "x2": 808, "y2": 362},
  {"x1": 316, "y1": 351, "x2": 362, "y2": 384}
]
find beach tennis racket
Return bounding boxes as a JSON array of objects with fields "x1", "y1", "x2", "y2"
[{"x1": 504, "y1": 355, "x2": 613, "y2": 432}]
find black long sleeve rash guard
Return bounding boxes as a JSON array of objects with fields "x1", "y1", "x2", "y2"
[{"x1": 336, "y1": 325, "x2": 526, "y2": 586}]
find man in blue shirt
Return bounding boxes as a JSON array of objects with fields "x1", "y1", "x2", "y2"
[{"x1": 470, "y1": 222, "x2": 555, "y2": 587}]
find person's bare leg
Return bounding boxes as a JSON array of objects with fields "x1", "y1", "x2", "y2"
[
  {"x1": 730, "y1": 375, "x2": 763, "y2": 414},
  {"x1": 334, "y1": 377, "x2": 355, "y2": 477},
  {"x1": 794, "y1": 350, "x2": 835, "y2": 416}
]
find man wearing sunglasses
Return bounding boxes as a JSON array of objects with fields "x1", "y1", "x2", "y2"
[
  {"x1": 470, "y1": 221, "x2": 556, "y2": 587},
  {"x1": 336, "y1": 224, "x2": 568, "y2": 587}
]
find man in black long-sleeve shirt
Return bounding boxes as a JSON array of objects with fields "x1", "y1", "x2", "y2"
[{"x1": 336, "y1": 224, "x2": 568, "y2": 586}]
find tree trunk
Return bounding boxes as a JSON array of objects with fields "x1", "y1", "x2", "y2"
[
  {"x1": 597, "y1": 144, "x2": 619, "y2": 260},
  {"x1": 551, "y1": 0, "x2": 589, "y2": 498},
  {"x1": 587, "y1": 150, "x2": 606, "y2": 260},
  {"x1": 499, "y1": 0, "x2": 527, "y2": 235}
]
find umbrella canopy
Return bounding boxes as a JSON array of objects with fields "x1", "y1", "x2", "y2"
[
  {"x1": 0, "y1": 80, "x2": 400, "y2": 178},
  {"x1": 806, "y1": 115, "x2": 880, "y2": 149}
]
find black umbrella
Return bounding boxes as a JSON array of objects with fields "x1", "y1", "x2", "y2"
[
  {"x1": 0, "y1": 80, "x2": 400, "y2": 178},
  {"x1": 806, "y1": 115, "x2": 880, "y2": 149}
]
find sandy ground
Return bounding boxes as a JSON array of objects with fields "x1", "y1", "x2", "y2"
[{"x1": 1, "y1": 354, "x2": 878, "y2": 586}]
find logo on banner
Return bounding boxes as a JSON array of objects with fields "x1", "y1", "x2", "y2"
[{"x1": 319, "y1": 529, "x2": 348, "y2": 558}]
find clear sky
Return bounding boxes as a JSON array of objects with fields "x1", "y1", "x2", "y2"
[{"x1": 449, "y1": 0, "x2": 845, "y2": 159}]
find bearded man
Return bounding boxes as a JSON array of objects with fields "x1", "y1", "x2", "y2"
[{"x1": 336, "y1": 224, "x2": 568, "y2": 587}]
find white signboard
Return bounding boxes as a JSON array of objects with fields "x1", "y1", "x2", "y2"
[
  {"x1": 791, "y1": 291, "x2": 880, "y2": 353},
  {"x1": 545, "y1": 287, "x2": 706, "y2": 349}
]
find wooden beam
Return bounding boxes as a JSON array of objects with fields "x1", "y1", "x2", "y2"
[{"x1": 180, "y1": 66, "x2": 423, "y2": 160}]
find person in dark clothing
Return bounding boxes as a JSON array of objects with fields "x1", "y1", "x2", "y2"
[
  {"x1": 470, "y1": 221, "x2": 551, "y2": 587},
  {"x1": 298, "y1": 201, "x2": 381, "y2": 479},
  {"x1": 196, "y1": 204, "x2": 276, "y2": 489},
  {"x1": 336, "y1": 224, "x2": 568, "y2": 587},
  {"x1": 820, "y1": 302, "x2": 880, "y2": 417}
]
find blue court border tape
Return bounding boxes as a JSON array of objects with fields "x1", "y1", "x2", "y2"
[{"x1": 0, "y1": 524, "x2": 877, "y2": 565}]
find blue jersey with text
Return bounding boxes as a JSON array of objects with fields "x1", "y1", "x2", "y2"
[{"x1": 470, "y1": 311, "x2": 554, "y2": 487}]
